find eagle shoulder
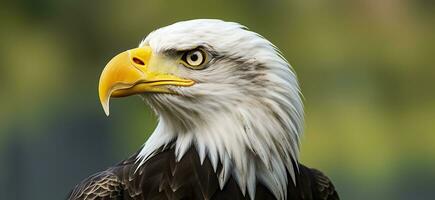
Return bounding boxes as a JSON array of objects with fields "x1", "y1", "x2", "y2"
[
  {"x1": 308, "y1": 167, "x2": 339, "y2": 200},
  {"x1": 67, "y1": 153, "x2": 139, "y2": 200},
  {"x1": 68, "y1": 170, "x2": 123, "y2": 200}
]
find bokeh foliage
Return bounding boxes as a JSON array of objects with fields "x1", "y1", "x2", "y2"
[{"x1": 0, "y1": 0, "x2": 434, "y2": 199}]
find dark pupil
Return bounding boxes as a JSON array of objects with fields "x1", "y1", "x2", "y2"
[{"x1": 190, "y1": 53, "x2": 198, "y2": 61}]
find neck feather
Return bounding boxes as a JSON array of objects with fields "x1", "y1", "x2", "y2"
[{"x1": 136, "y1": 92, "x2": 303, "y2": 200}]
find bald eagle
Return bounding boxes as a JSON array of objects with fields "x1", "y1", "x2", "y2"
[{"x1": 68, "y1": 19, "x2": 339, "y2": 200}]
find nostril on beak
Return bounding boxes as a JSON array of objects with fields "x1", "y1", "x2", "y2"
[{"x1": 132, "y1": 57, "x2": 145, "y2": 66}]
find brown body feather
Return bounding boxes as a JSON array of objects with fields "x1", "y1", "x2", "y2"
[{"x1": 68, "y1": 147, "x2": 339, "y2": 200}]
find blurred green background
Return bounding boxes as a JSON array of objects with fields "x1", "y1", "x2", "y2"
[{"x1": 1, "y1": 0, "x2": 434, "y2": 199}]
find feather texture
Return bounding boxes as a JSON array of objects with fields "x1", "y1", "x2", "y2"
[{"x1": 68, "y1": 147, "x2": 339, "y2": 200}]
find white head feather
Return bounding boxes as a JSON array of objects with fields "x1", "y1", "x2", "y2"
[{"x1": 136, "y1": 19, "x2": 304, "y2": 200}]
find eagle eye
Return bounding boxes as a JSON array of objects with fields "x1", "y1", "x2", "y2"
[{"x1": 181, "y1": 49, "x2": 207, "y2": 69}]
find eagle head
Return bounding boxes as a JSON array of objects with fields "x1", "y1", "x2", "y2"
[{"x1": 98, "y1": 19, "x2": 303, "y2": 200}]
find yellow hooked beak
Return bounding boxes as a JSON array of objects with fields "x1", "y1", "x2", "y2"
[{"x1": 98, "y1": 46, "x2": 195, "y2": 116}]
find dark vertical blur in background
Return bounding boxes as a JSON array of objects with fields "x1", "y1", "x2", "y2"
[{"x1": 0, "y1": 0, "x2": 434, "y2": 199}]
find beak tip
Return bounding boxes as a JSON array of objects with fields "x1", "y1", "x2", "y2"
[
  {"x1": 100, "y1": 97, "x2": 111, "y2": 116},
  {"x1": 104, "y1": 109, "x2": 110, "y2": 116},
  {"x1": 102, "y1": 103, "x2": 110, "y2": 116}
]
